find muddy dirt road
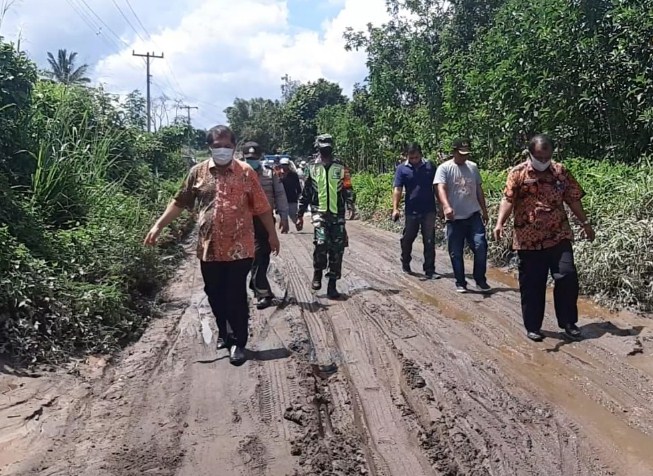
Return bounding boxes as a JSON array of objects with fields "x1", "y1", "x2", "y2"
[{"x1": 2, "y1": 221, "x2": 652, "y2": 476}]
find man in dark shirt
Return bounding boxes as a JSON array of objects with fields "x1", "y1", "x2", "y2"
[
  {"x1": 392, "y1": 143, "x2": 439, "y2": 279},
  {"x1": 279, "y1": 157, "x2": 303, "y2": 231}
]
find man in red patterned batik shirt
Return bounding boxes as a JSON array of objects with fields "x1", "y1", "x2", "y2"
[{"x1": 144, "y1": 125, "x2": 279, "y2": 365}]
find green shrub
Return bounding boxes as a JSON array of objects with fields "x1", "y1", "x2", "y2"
[
  {"x1": 0, "y1": 39, "x2": 194, "y2": 364},
  {"x1": 351, "y1": 173, "x2": 394, "y2": 220}
]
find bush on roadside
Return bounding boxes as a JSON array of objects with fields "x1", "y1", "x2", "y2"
[{"x1": 0, "y1": 39, "x2": 194, "y2": 364}]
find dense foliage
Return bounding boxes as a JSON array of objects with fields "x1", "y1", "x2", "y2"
[
  {"x1": 0, "y1": 38, "x2": 194, "y2": 363},
  {"x1": 225, "y1": 0, "x2": 653, "y2": 168}
]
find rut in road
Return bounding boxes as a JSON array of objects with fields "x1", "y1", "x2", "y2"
[{"x1": 1, "y1": 221, "x2": 652, "y2": 476}]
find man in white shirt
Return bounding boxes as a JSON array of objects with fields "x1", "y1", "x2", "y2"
[{"x1": 434, "y1": 138, "x2": 491, "y2": 294}]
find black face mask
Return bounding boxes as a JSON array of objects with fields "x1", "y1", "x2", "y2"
[{"x1": 319, "y1": 146, "x2": 333, "y2": 156}]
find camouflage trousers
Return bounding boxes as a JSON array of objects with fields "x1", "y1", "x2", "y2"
[{"x1": 312, "y1": 214, "x2": 348, "y2": 280}]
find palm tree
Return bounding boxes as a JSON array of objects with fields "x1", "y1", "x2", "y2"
[{"x1": 46, "y1": 49, "x2": 91, "y2": 85}]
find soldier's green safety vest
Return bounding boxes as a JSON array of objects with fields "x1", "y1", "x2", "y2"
[{"x1": 309, "y1": 161, "x2": 344, "y2": 214}]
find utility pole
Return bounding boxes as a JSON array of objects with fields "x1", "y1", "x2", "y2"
[
  {"x1": 132, "y1": 50, "x2": 164, "y2": 132},
  {"x1": 179, "y1": 104, "x2": 198, "y2": 126},
  {"x1": 179, "y1": 104, "x2": 198, "y2": 151}
]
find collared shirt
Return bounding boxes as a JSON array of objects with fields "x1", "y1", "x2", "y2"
[
  {"x1": 504, "y1": 160, "x2": 585, "y2": 250},
  {"x1": 173, "y1": 158, "x2": 271, "y2": 262},
  {"x1": 394, "y1": 159, "x2": 437, "y2": 215}
]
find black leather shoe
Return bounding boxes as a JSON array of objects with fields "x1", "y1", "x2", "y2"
[
  {"x1": 216, "y1": 337, "x2": 228, "y2": 350},
  {"x1": 229, "y1": 346, "x2": 247, "y2": 366},
  {"x1": 564, "y1": 324, "x2": 582, "y2": 340},
  {"x1": 327, "y1": 279, "x2": 341, "y2": 299},
  {"x1": 312, "y1": 270, "x2": 323, "y2": 290},
  {"x1": 402, "y1": 264, "x2": 412, "y2": 274},
  {"x1": 256, "y1": 296, "x2": 273, "y2": 310},
  {"x1": 527, "y1": 331, "x2": 544, "y2": 342}
]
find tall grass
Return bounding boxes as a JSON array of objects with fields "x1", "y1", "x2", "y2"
[{"x1": 30, "y1": 105, "x2": 122, "y2": 226}]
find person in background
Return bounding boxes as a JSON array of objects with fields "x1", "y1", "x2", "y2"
[
  {"x1": 343, "y1": 165, "x2": 357, "y2": 218},
  {"x1": 278, "y1": 157, "x2": 303, "y2": 231},
  {"x1": 297, "y1": 134, "x2": 348, "y2": 299},
  {"x1": 241, "y1": 142, "x2": 289, "y2": 310},
  {"x1": 392, "y1": 143, "x2": 439, "y2": 279},
  {"x1": 435, "y1": 138, "x2": 491, "y2": 294},
  {"x1": 494, "y1": 134, "x2": 595, "y2": 342},
  {"x1": 144, "y1": 126, "x2": 279, "y2": 366},
  {"x1": 297, "y1": 160, "x2": 307, "y2": 182}
]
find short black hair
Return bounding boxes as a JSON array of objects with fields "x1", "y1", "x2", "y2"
[
  {"x1": 528, "y1": 134, "x2": 554, "y2": 153},
  {"x1": 206, "y1": 125, "x2": 237, "y2": 146},
  {"x1": 404, "y1": 143, "x2": 422, "y2": 155}
]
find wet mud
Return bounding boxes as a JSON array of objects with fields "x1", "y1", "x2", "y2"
[{"x1": 1, "y1": 222, "x2": 652, "y2": 475}]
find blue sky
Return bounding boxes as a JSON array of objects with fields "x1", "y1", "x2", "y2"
[{"x1": 0, "y1": 0, "x2": 389, "y2": 128}]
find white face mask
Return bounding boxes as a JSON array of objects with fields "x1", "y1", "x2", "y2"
[
  {"x1": 529, "y1": 154, "x2": 551, "y2": 172},
  {"x1": 211, "y1": 147, "x2": 234, "y2": 166}
]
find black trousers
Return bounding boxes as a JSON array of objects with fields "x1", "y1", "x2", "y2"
[
  {"x1": 249, "y1": 217, "x2": 272, "y2": 298},
  {"x1": 400, "y1": 212, "x2": 436, "y2": 274},
  {"x1": 200, "y1": 258, "x2": 253, "y2": 348},
  {"x1": 517, "y1": 240, "x2": 579, "y2": 333}
]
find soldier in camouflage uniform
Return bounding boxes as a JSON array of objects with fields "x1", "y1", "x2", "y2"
[{"x1": 297, "y1": 134, "x2": 349, "y2": 299}]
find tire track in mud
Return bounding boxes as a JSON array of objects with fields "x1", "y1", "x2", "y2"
[
  {"x1": 289, "y1": 231, "x2": 445, "y2": 475},
  {"x1": 290, "y1": 223, "x2": 606, "y2": 475},
  {"x1": 267, "y1": 236, "x2": 376, "y2": 476},
  {"x1": 282, "y1": 234, "x2": 380, "y2": 476},
  {"x1": 343, "y1": 221, "x2": 653, "y2": 475}
]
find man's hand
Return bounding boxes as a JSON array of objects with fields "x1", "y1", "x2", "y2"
[
  {"x1": 582, "y1": 224, "x2": 596, "y2": 242},
  {"x1": 443, "y1": 205, "x2": 455, "y2": 221},
  {"x1": 144, "y1": 225, "x2": 161, "y2": 246},
  {"x1": 493, "y1": 225, "x2": 504, "y2": 242},
  {"x1": 392, "y1": 209, "x2": 401, "y2": 222},
  {"x1": 296, "y1": 216, "x2": 304, "y2": 229},
  {"x1": 269, "y1": 233, "x2": 280, "y2": 255},
  {"x1": 279, "y1": 219, "x2": 290, "y2": 234},
  {"x1": 482, "y1": 210, "x2": 489, "y2": 224}
]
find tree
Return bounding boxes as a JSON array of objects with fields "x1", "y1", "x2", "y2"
[
  {"x1": 224, "y1": 97, "x2": 284, "y2": 152},
  {"x1": 121, "y1": 90, "x2": 147, "y2": 130},
  {"x1": 279, "y1": 78, "x2": 348, "y2": 156},
  {"x1": 45, "y1": 49, "x2": 91, "y2": 85},
  {"x1": 280, "y1": 74, "x2": 301, "y2": 102}
]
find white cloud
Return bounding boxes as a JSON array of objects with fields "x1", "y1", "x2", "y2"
[
  {"x1": 1, "y1": 0, "x2": 390, "y2": 128},
  {"x1": 94, "y1": 0, "x2": 389, "y2": 128}
]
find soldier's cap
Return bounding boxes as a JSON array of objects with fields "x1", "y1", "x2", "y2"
[
  {"x1": 242, "y1": 141, "x2": 262, "y2": 159},
  {"x1": 315, "y1": 133, "x2": 334, "y2": 148},
  {"x1": 452, "y1": 137, "x2": 471, "y2": 155}
]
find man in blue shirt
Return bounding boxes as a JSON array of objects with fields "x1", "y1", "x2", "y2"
[{"x1": 392, "y1": 143, "x2": 439, "y2": 279}]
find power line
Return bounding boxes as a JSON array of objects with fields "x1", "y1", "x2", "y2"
[
  {"x1": 111, "y1": 0, "x2": 146, "y2": 43},
  {"x1": 65, "y1": 0, "x2": 205, "y2": 128},
  {"x1": 124, "y1": 0, "x2": 153, "y2": 41},
  {"x1": 76, "y1": 0, "x2": 129, "y2": 48},
  {"x1": 65, "y1": 0, "x2": 123, "y2": 52},
  {"x1": 120, "y1": 0, "x2": 188, "y2": 99}
]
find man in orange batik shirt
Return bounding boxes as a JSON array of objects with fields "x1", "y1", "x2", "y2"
[
  {"x1": 494, "y1": 134, "x2": 595, "y2": 343},
  {"x1": 144, "y1": 125, "x2": 280, "y2": 366}
]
